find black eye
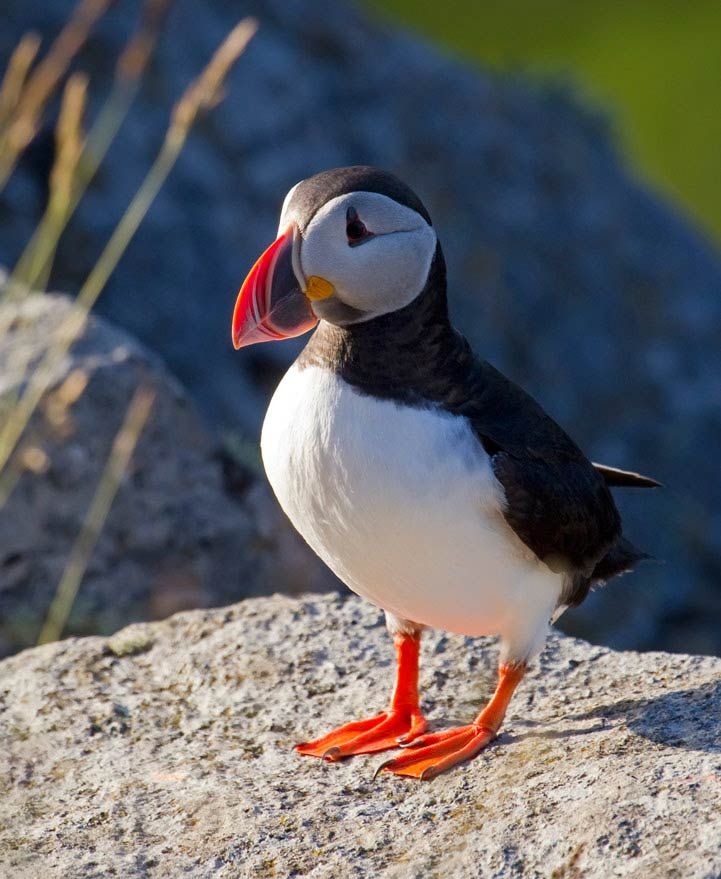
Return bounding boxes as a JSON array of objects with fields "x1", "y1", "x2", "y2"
[{"x1": 346, "y1": 207, "x2": 372, "y2": 246}]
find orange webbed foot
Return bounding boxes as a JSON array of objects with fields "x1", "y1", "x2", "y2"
[
  {"x1": 297, "y1": 630, "x2": 426, "y2": 761},
  {"x1": 374, "y1": 722, "x2": 497, "y2": 780},
  {"x1": 295, "y1": 708, "x2": 427, "y2": 761},
  {"x1": 374, "y1": 662, "x2": 527, "y2": 781}
]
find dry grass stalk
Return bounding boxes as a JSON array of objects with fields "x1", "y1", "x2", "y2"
[
  {"x1": 0, "y1": 365, "x2": 88, "y2": 508},
  {"x1": 0, "y1": 33, "x2": 42, "y2": 132},
  {"x1": 0, "y1": 76, "x2": 87, "y2": 416},
  {"x1": 27, "y1": 73, "x2": 88, "y2": 293},
  {"x1": 49, "y1": 73, "x2": 87, "y2": 214},
  {"x1": 37, "y1": 384, "x2": 156, "y2": 645},
  {"x1": 0, "y1": 0, "x2": 113, "y2": 192},
  {"x1": 0, "y1": 440, "x2": 50, "y2": 508},
  {"x1": 116, "y1": 0, "x2": 173, "y2": 84},
  {"x1": 169, "y1": 17, "x2": 257, "y2": 143},
  {"x1": 0, "y1": 17, "x2": 258, "y2": 484},
  {"x1": 0, "y1": 307, "x2": 88, "y2": 484},
  {"x1": 5, "y1": 0, "x2": 175, "y2": 302},
  {"x1": 0, "y1": 452, "x2": 24, "y2": 509}
]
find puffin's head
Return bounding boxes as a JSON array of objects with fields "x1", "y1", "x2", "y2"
[{"x1": 231, "y1": 166, "x2": 438, "y2": 348}]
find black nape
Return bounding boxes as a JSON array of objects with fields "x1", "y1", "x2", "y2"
[{"x1": 287, "y1": 166, "x2": 433, "y2": 232}]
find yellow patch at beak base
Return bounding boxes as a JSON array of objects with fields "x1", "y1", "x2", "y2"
[{"x1": 305, "y1": 275, "x2": 335, "y2": 301}]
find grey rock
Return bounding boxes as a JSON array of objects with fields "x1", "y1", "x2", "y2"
[
  {"x1": 1, "y1": 592, "x2": 720, "y2": 878},
  {"x1": 0, "y1": 0, "x2": 720, "y2": 653},
  {"x1": 0, "y1": 294, "x2": 333, "y2": 657}
]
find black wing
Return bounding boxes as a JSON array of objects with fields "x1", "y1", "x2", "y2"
[{"x1": 449, "y1": 359, "x2": 622, "y2": 574}]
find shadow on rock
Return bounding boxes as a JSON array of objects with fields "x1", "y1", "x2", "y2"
[{"x1": 572, "y1": 679, "x2": 721, "y2": 752}]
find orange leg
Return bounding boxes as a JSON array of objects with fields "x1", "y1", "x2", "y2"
[
  {"x1": 375, "y1": 661, "x2": 526, "y2": 781},
  {"x1": 296, "y1": 632, "x2": 427, "y2": 761}
]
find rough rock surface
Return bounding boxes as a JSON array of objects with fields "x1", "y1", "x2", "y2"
[
  {"x1": 0, "y1": 294, "x2": 333, "y2": 657},
  {"x1": 1, "y1": 593, "x2": 720, "y2": 878}
]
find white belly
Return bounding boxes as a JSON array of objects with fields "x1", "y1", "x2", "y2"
[{"x1": 261, "y1": 363, "x2": 562, "y2": 651}]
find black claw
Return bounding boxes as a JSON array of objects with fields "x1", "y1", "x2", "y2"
[
  {"x1": 419, "y1": 766, "x2": 437, "y2": 782},
  {"x1": 372, "y1": 759, "x2": 393, "y2": 780},
  {"x1": 322, "y1": 747, "x2": 341, "y2": 762}
]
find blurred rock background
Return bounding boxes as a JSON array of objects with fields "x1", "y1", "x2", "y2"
[
  {"x1": 0, "y1": 293, "x2": 332, "y2": 657},
  {"x1": 0, "y1": 0, "x2": 719, "y2": 656}
]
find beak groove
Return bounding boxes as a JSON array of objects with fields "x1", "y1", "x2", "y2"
[{"x1": 231, "y1": 225, "x2": 318, "y2": 349}]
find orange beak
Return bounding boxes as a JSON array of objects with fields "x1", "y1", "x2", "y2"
[{"x1": 231, "y1": 225, "x2": 318, "y2": 349}]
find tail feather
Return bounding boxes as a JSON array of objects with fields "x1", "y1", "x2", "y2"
[
  {"x1": 562, "y1": 537, "x2": 651, "y2": 608},
  {"x1": 593, "y1": 462, "x2": 662, "y2": 489},
  {"x1": 591, "y1": 537, "x2": 651, "y2": 584}
]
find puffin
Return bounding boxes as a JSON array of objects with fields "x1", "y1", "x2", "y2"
[{"x1": 231, "y1": 166, "x2": 658, "y2": 781}]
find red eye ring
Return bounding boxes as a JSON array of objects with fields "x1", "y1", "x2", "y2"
[{"x1": 346, "y1": 206, "x2": 373, "y2": 246}]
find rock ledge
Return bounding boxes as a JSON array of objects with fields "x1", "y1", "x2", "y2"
[{"x1": 1, "y1": 593, "x2": 719, "y2": 878}]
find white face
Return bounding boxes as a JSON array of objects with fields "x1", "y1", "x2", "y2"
[{"x1": 279, "y1": 190, "x2": 437, "y2": 325}]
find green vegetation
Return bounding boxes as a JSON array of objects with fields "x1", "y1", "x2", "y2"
[{"x1": 368, "y1": 0, "x2": 721, "y2": 243}]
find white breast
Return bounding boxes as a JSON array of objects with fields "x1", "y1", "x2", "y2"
[{"x1": 261, "y1": 362, "x2": 563, "y2": 659}]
